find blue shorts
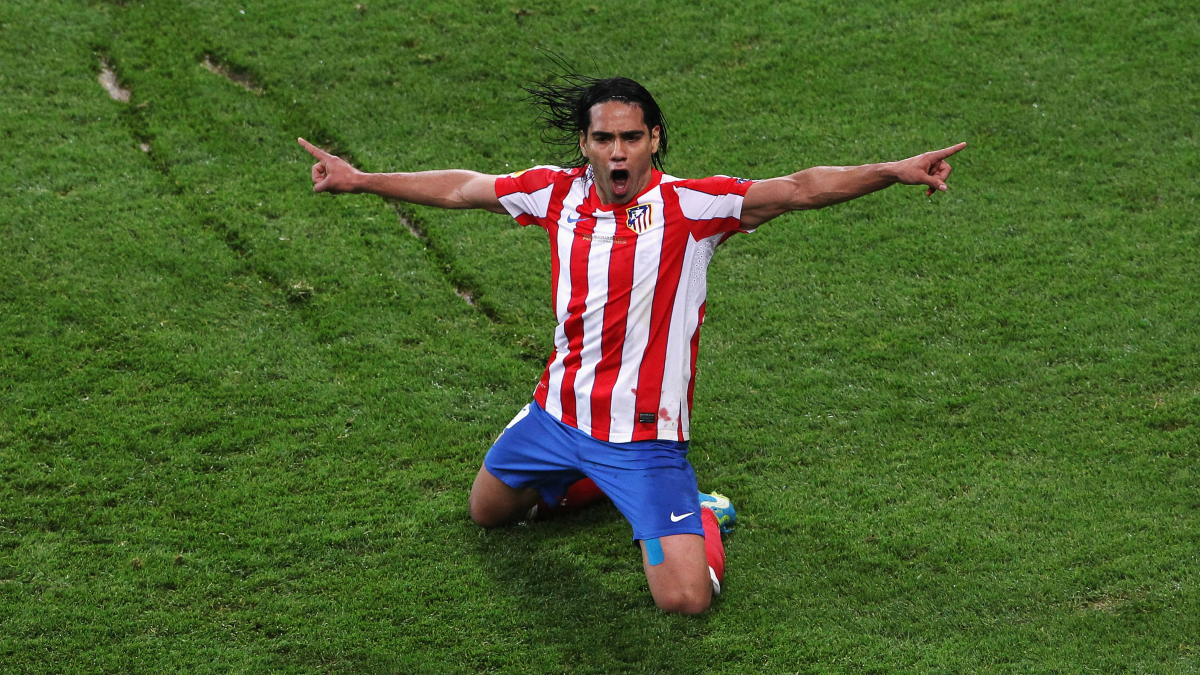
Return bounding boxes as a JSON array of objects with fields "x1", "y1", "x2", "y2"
[{"x1": 484, "y1": 401, "x2": 704, "y2": 542}]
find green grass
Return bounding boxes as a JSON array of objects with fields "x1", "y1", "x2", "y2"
[{"x1": 2, "y1": 0, "x2": 1198, "y2": 672}]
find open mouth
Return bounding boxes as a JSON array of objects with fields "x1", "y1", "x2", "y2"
[{"x1": 610, "y1": 169, "x2": 630, "y2": 195}]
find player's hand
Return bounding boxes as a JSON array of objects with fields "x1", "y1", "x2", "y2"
[
  {"x1": 298, "y1": 137, "x2": 362, "y2": 194},
  {"x1": 892, "y1": 142, "x2": 966, "y2": 197}
]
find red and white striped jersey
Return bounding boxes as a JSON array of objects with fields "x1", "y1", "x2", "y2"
[{"x1": 495, "y1": 166, "x2": 756, "y2": 442}]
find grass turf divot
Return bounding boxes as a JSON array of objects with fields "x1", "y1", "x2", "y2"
[
  {"x1": 96, "y1": 57, "x2": 129, "y2": 101},
  {"x1": 387, "y1": 201, "x2": 481, "y2": 310},
  {"x1": 200, "y1": 53, "x2": 261, "y2": 94}
]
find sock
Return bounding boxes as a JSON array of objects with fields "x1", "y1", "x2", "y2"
[
  {"x1": 701, "y1": 507, "x2": 726, "y2": 583},
  {"x1": 531, "y1": 478, "x2": 607, "y2": 520}
]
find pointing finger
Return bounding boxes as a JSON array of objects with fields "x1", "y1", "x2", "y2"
[
  {"x1": 298, "y1": 137, "x2": 330, "y2": 160},
  {"x1": 932, "y1": 142, "x2": 967, "y2": 160}
]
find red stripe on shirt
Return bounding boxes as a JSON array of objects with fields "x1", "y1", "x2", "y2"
[
  {"x1": 678, "y1": 176, "x2": 754, "y2": 240},
  {"x1": 495, "y1": 168, "x2": 558, "y2": 198},
  {"x1": 691, "y1": 215, "x2": 745, "y2": 241}
]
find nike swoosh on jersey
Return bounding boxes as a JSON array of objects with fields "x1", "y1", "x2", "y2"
[
  {"x1": 566, "y1": 214, "x2": 587, "y2": 223},
  {"x1": 670, "y1": 511, "x2": 695, "y2": 522}
]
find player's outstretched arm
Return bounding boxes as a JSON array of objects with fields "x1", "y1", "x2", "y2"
[
  {"x1": 298, "y1": 138, "x2": 508, "y2": 214},
  {"x1": 740, "y1": 142, "x2": 966, "y2": 228}
]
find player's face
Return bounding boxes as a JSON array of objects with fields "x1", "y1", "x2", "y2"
[{"x1": 580, "y1": 101, "x2": 661, "y2": 206}]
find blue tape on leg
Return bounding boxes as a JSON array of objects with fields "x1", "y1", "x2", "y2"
[{"x1": 645, "y1": 537, "x2": 664, "y2": 566}]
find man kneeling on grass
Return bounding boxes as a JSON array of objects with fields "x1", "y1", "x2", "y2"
[{"x1": 300, "y1": 73, "x2": 964, "y2": 614}]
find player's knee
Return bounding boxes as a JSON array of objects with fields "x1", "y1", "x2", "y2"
[
  {"x1": 468, "y1": 508, "x2": 492, "y2": 528},
  {"x1": 654, "y1": 587, "x2": 711, "y2": 615},
  {"x1": 468, "y1": 499, "x2": 506, "y2": 529}
]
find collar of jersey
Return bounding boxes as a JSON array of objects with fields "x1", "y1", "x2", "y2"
[{"x1": 582, "y1": 168, "x2": 662, "y2": 214}]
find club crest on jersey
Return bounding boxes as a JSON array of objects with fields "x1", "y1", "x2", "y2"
[{"x1": 626, "y1": 204, "x2": 654, "y2": 234}]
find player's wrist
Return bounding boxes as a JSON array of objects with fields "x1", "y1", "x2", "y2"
[
  {"x1": 349, "y1": 170, "x2": 377, "y2": 194},
  {"x1": 876, "y1": 161, "x2": 902, "y2": 184}
]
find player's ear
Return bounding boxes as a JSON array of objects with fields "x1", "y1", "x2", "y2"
[{"x1": 649, "y1": 126, "x2": 661, "y2": 155}]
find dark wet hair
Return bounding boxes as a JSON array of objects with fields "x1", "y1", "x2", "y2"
[{"x1": 524, "y1": 72, "x2": 669, "y2": 170}]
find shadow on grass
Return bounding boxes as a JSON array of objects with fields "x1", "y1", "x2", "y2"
[{"x1": 474, "y1": 503, "x2": 714, "y2": 673}]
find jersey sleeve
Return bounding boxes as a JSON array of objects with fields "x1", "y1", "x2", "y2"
[
  {"x1": 671, "y1": 176, "x2": 757, "y2": 240},
  {"x1": 493, "y1": 166, "x2": 564, "y2": 228}
]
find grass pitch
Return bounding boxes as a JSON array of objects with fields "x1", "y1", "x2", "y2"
[{"x1": 2, "y1": 0, "x2": 1198, "y2": 672}]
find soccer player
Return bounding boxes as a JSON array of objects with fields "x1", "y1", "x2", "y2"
[{"x1": 299, "y1": 75, "x2": 964, "y2": 614}]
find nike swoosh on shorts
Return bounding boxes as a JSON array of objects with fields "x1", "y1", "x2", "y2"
[{"x1": 670, "y1": 511, "x2": 694, "y2": 522}]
